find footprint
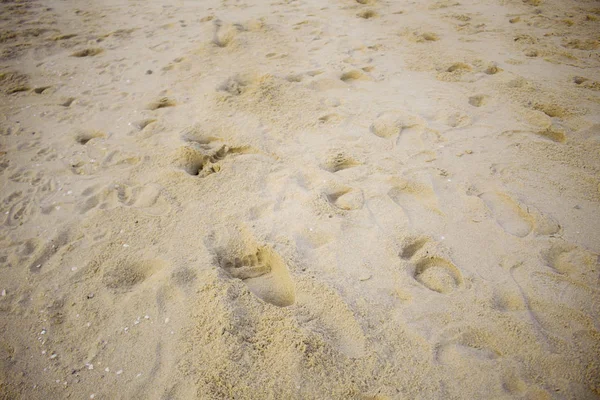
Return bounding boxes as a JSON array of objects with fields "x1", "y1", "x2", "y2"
[
  {"x1": 388, "y1": 178, "x2": 443, "y2": 220},
  {"x1": 172, "y1": 142, "x2": 253, "y2": 177},
  {"x1": 0, "y1": 71, "x2": 30, "y2": 94},
  {"x1": 479, "y1": 192, "x2": 533, "y2": 237},
  {"x1": 132, "y1": 119, "x2": 157, "y2": 131},
  {"x1": 321, "y1": 152, "x2": 361, "y2": 173},
  {"x1": 542, "y1": 242, "x2": 598, "y2": 280},
  {"x1": 318, "y1": 113, "x2": 343, "y2": 124},
  {"x1": 414, "y1": 257, "x2": 463, "y2": 294},
  {"x1": 29, "y1": 229, "x2": 74, "y2": 273},
  {"x1": 33, "y1": 86, "x2": 51, "y2": 94},
  {"x1": 5, "y1": 198, "x2": 36, "y2": 227},
  {"x1": 147, "y1": 97, "x2": 176, "y2": 110},
  {"x1": 437, "y1": 62, "x2": 472, "y2": 81},
  {"x1": 172, "y1": 147, "x2": 215, "y2": 177},
  {"x1": 400, "y1": 237, "x2": 463, "y2": 294},
  {"x1": 340, "y1": 69, "x2": 369, "y2": 82},
  {"x1": 399, "y1": 237, "x2": 429, "y2": 259},
  {"x1": 212, "y1": 19, "x2": 240, "y2": 48},
  {"x1": 60, "y1": 97, "x2": 76, "y2": 107},
  {"x1": 325, "y1": 187, "x2": 364, "y2": 211},
  {"x1": 370, "y1": 110, "x2": 426, "y2": 139},
  {"x1": 217, "y1": 246, "x2": 295, "y2": 307},
  {"x1": 357, "y1": 9, "x2": 378, "y2": 19},
  {"x1": 217, "y1": 75, "x2": 249, "y2": 96},
  {"x1": 75, "y1": 129, "x2": 105, "y2": 145},
  {"x1": 79, "y1": 183, "x2": 169, "y2": 215},
  {"x1": 131, "y1": 184, "x2": 170, "y2": 216},
  {"x1": 70, "y1": 48, "x2": 103, "y2": 57},
  {"x1": 484, "y1": 64, "x2": 502, "y2": 75},
  {"x1": 295, "y1": 280, "x2": 366, "y2": 358},
  {"x1": 435, "y1": 328, "x2": 501, "y2": 365},
  {"x1": 468, "y1": 95, "x2": 488, "y2": 107},
  {"x1": 102, "y1": 259, "x2": 167, "y2": 292},
  {"x1": 9, "y1": 168, "x2": 43, "y2": 185}
]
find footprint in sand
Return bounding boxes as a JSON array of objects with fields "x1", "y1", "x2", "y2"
[
  {"x1": 542, "y1": 242, "x2": 599, "y2": 282},
  {"x1": 323, "y1": 185, "x2": 364, "y2": 211},
  {"x1": 321, "y1": 152, "x2": 361, "y2": 173},
  {"x1": 147, "y1": 97, "x2": 176, "y2": 110},
  {"x1": 414, "y1": 257, "x2": 463, "y2": 294},
  {"x1": 4, "y1": 197, "x2": 37, "y2": 227},
  {"x1": 370, "y1": 110, "x2": 427, "y2": 140},
  {"x1": 478, "y1": 192, "x2": 533, "y2": 237},
  {"x1": 102, "y1": 258, "x2": 167, "y2": 293},
  {"x1": 79, "y1": 183, "x2": 170, "y2": 215},
  {"x1": 217, "y1": 247, "x2": 295, "y2": 307},
  {"x1": 357, "y1": 9, "x2": 378, "y2": 19},
  {"x1": 172, "y1": 140, "x2": 254, "y2": 177},
  {"x1": 388, "y1": 177, "x2": 444, "y2": 229},
  {"x1": 400, "y1": 237, "x2": 463, "y2": 294},
  {"x1": 212, "y1": 19, "x2": 240, "y2": 48},
  {"x1": 28, "y1": 229, "x2": 75, "y2": 273},
  {"x1": 70, "y1": 48, "x2": 104, "y2": 57},
  {"x1": 295, "y1": 280, "x2": 366, "y2": 358},
  {"x1": 74, "y1": 129, "x2": 105, "y2": 145},
  {"x1": 435, "y1": 327, "x2": 501, "y2": 365}
]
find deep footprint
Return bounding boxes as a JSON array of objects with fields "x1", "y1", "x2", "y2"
[{"x1": 218, "y1": 247, "x2": 295, "y2": 307}]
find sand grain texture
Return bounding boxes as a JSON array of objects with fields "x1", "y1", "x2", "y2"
[{"x1": 1, "y1": 0, "x2": 599, "y2": 398}]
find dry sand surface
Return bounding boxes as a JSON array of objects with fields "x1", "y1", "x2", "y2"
[{"x1": 1, "y1": 0, "x2": 600, "y2": 398}]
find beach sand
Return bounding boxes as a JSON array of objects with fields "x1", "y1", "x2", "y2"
[{"x1": 1, "y1": 0, "x2": 599, "y2": 398}]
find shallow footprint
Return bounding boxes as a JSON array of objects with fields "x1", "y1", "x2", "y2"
[
  {"x1": 218, "y1": 247, "x2": 295, "y2": 307},
  {"x1": 479, "y1": 192, "x2": 533, "y2": 237}
]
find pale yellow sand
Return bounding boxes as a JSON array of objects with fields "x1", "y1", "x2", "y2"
[{"x1": 1, "y1": 0, "x2": 599, "y2": 398}]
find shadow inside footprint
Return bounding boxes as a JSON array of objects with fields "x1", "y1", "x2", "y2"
[
  {"x1": 414, "y1": 257, "x2": 463, "y2": 294},
  {"x1": 218, "y1": 247, "x2": 295, "y2": 307}
]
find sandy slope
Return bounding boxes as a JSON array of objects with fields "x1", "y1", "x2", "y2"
[{"x1": 1, "y1": 0, "x2": 599, "y2": 398}]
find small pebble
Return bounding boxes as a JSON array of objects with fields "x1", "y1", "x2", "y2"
[
  {"x1": 105, "y1": 367, "x2": 110, "y2": 372},
  {"x1": 87, "y1": 293, "x2": 94, "y2": 299},
  {"x1": 116, "y1": 370, "x2": 123, "y2": 375},
  {"x1": 50, "y1": 353, "x2": 57, "y2": 359},
  {"x1": 1, "y1": 289, "x2": 6, "y2": 297}
]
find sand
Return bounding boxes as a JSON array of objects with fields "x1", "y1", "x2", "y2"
[{"x1": 1, "y1": 0, "x2": 599, "y2": 398}]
